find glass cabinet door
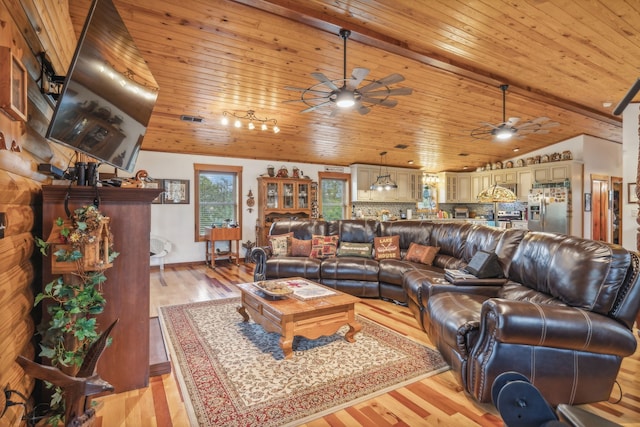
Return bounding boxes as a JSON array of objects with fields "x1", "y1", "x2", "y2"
[
  {"x1": 297, "y1": 183, "x2": 309, "y2": 208},
  {"x1": 266, "y1": 182, "x2": 279, "y2": 208},
  {"x1": 283, "y1": 183, "x2": 294, "y2": 209}
]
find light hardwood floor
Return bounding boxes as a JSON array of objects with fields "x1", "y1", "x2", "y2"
[{"x1": 92, "y1": 262, "x2": 640, "y2": 426}]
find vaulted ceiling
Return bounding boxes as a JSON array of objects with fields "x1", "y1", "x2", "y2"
[{"x1": 65, "y1": 0, "x2": 639, "y2": 172}]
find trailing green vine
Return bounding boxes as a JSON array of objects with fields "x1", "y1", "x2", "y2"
[{"x1": 34, "y1": 205, "x2": 119, "y2": 425}]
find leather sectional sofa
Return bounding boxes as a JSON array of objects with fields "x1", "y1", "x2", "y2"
[{"x1": 252, "y1": 219, "x2": 640, "y2": 406}]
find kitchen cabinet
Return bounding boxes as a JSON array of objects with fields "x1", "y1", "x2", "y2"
[
  {"x1": 516, "y1": 169, "x2": 532, "y2": 201},
  {"x1": 256, "y1": 177, "x2": 312, "y2": 246},
  {"x1": 457, "y1": 175, "x2": 472, "y2": 202},
  {"x1": 531, "y1": 163, "x2": 571, "y2": 183},
  {"x1": 436, "y1": 160, "x2": 582, "y2": 205},
  {"x1": 438, "y1": 172, "x2": 458, "y2": 203},
  {"x1": 471, "y1": 172, "x2": 492, "y2": 202},
  {"x1": 351, "y1": 164, "x2": 422, "y2": 202},
  {"x1": 492, "y1": 169, "x2": 517, "y2": 184}
]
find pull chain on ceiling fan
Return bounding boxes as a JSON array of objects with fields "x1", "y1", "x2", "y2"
[
  {"x1": 283, "y1": 29, "x2": 412, "y2": 115},
  {"x1": 471, "y1": 84, "x2": 559, "y2": 141}
]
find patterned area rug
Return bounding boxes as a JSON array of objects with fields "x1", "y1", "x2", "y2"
[{"x1": 159, "y1": 298, "x2": 448, "y2": 427}]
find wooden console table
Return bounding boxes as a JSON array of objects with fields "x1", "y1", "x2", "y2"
[{"x1": 205, "y1": 227, "x2": 241, "y2": 267}]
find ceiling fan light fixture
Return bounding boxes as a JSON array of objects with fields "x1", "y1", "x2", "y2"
[
  {"x1": 494, "y1": 126, "x2": 515, "y2": 140},
  {"x1": 335, "y1": 89, "x2": 355, "y2": 108}
]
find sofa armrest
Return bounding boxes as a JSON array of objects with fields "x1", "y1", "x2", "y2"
[
  {"x1": 251, "y1": 246, "x2": 272, "y2": 281},
  {"x1": 480, "y1": 299, "x2": 637, "y2": 356}
]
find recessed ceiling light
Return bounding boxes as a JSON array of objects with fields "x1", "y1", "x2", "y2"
[
  {"x1": 407, "y1": 160, "x2": 414, "y2": 165},
  {"x1": 513, "y1": 147, "x2": 520, "y2": 152},
  {"x1": 603, "y1": 101, "x2": 613, "y2": 108}
]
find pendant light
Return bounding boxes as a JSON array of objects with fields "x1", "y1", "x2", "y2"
[{"x1": 370, "y1": 151, "x2": 398, "y2": 191}]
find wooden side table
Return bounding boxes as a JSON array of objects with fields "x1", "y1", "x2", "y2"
[{"x1": 205, "y1": 227, "x2": 241, "y2": 268}]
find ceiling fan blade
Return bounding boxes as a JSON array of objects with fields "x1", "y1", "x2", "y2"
[
  {"x1": 478, "y1": 121, "x2": 500, "y2": 129},
  {"x1": 346, "y1": 67, "x2": 370, "y2": 91},
  {"x1": 506, "y1": 117, "x2": 521, "y2": 126},
  {"x1": 282, "y1": 96, "x2": 330, "y2": 104},
  {"x1": 471, "y1": 128, "x2": 494, "y2": 138},
  {"x1": 310, "y1": 72, "x2": 340, "y2": 91},
  {"x1": 300, "y1": 101, "x2": 332, "y2": 113},
  {"x1": 360, "y1": 87, "x2": 413, "y2": 97},
  {"x1": 540, "y1": 121, "x2": 560, "y2": 128},
  {"x1": 357, "y1": 104, "x2": 371, "y2": 115},
  {"x1": 530, "y1": 116, "x2": 550, "y2": 124},
  {"x1": 284, "y1": 86, "x2": 332, "y2": 95},
  {"x1": 361, "y1": 97, "x2": 398, "y2": 108},
  {"x1": 357, "y1": 73, "x2": 405, "y2": 92}
]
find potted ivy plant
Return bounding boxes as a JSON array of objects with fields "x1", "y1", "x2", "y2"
[{"x1": 34, "y1": 204, "x2": 119, "y2": 426}]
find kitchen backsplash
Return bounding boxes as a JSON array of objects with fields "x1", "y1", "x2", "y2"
[{"x1": 352, "y1": 201, "x2": 528, "y2": 219}]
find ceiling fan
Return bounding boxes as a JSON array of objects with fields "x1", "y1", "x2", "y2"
[
  {"x1": 283, "y1": 29, "x2": 413, "y2": 115},
  {"x1": 471, "y1": 84, "x2": 559, "y2": 141}
]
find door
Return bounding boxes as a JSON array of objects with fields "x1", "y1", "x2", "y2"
[
  {"x1": 611, "y1": 177, "x2": 622, "y2": 245},
  {"x1": 591, "y1": 174, "x2": 609, "y2": 242}
]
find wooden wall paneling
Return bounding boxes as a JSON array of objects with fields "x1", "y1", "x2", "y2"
[
  {"x1": 0, "y1": 172, "x2": 38, "y2": 427},
  {"x1": 0, "y1": 203, "x2": 35, "y2": 234}
]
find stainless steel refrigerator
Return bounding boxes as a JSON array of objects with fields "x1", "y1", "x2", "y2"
[{"x1": 527, "y1": 184, "x2": 570, "y2": 234}]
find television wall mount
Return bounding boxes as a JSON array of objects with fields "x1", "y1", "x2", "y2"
[{"x1": 38, "y1": 52, "x2": 65, "y2": 101}]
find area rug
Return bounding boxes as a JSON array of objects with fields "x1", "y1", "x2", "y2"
[{"x1": 159, "y1": 298, "x2": 448, "y2": 427}]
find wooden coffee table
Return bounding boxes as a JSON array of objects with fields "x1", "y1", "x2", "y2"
[{"x1": 236, "y1": 278, "x2": 362, "y2": 359}]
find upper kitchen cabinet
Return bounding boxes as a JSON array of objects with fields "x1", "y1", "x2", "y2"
[
  {"x1": 351, "y1": 164, "x2": 422, "y2": 202},
  {"x1": 530, "y1": 161, "x2": 581, "y2": 183},
  {"x1": 471, "y1": 172, "x2": 492, "y2": 201}
]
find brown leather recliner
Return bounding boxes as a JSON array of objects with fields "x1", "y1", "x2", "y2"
[{"x1": 425, "y1": 232, "x2": 640, "y2": 406}]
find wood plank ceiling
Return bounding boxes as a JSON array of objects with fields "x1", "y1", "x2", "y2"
[{"x1": 64, "y1": 0, "x2": 639, "y2": 172}]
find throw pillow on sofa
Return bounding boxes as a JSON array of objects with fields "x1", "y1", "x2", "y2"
[
  {"x1": 310, "y1": 234, "x2": 339, "y2": 259},
  {"x1": 291, "y1": 237, "x2": 312, "y2": 257},
  {"x1": 269, "y1": 232, "x2": 293, "y2": 257},
  {"x1": 374, "y1": 235, "x2": 401, "y2": 260},
  {"x1": 337, "y1": 242, "x2": 373, "y2": 258},
  {"x1": 405, "y1": 242, "x2": 440, "y2": 265}
]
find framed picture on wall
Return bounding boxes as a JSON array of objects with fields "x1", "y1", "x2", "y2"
[
  {"x1": 163, "y1": 179, "x2": 190, "y2": 204},
  {"x1": 146, "y1": 181, "x2": 163, "y2": 204},
  {"x1": 629, "y1": 183, "x2": 638, "y2": 204},
  {"x1": 0, "y1": 47, "x2": 28, "y2": 122}
]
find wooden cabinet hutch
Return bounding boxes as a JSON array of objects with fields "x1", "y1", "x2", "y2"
[
  {"x1": 256, "y1": 177, "x2": 315, "y2": 246},
  {"x1": 42, "y1": 185, "x2": 161, "y2": 392}
]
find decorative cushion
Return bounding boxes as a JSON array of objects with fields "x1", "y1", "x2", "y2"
[
  {"x1": 310, "y1": 234, "x2": 339, "y2": 259},
  {"x1": 291, "y1": 237, "x2": 312, "y2": 257},
  {"x1": 374, "y1": 235, "x2": 401, "y2": 260},
  {"x1": 268, "y1": 232, "x2": 293, "y2": 257},
  {"x1": 337, "y1": 242, "x2": 373, "y2": 258},
  {"x1": 405, "y1": 242, "x2": 440, "y2": 265}
]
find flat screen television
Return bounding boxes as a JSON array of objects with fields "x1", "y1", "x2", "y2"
[{"x1": 46, "y1": 0, "x2": 159, "y2": 173}]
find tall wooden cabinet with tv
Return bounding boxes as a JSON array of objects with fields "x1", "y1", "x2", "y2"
[
  {"x1": 256, "y1": 177, "x2": 313, "y2": 246},
  {"x1": 41, "y1": 185, "x2": 161, "y2": 392}
]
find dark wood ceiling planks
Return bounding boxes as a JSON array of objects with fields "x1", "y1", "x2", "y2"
[{"x1": 61, "y1": 0, "x2": 637, "y2": 172}]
